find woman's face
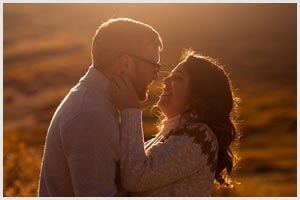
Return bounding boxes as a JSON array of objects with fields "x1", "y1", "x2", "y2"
[{"x1": 158, "y1": 61, "x2": 191, "y2": 118}]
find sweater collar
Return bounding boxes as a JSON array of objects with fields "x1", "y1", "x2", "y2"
[
  {"x1": 79, "y1": 65, "x2": 112, "y2": 98},
  {"x1": 160, "y1": 115, "x2": 181, "y2": 136},
  {"x1": 163, "y1": 115, "x2": 181, "y2": 127}
]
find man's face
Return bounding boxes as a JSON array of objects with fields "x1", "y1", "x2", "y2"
[{"x1": 128, "y1": 44, "x2": 161, "y2": 101}]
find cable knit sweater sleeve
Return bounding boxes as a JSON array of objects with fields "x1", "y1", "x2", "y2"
[{"x1": 120, "y1": 109, "x2": 218, "y2": 193}]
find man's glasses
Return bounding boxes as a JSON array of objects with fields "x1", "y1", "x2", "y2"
[{"x1": 127, "y1": 54, "x2": 162, "y2": 73}]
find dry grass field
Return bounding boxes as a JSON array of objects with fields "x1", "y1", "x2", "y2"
[{"x1": 3, "y1": 3, "x2": 297, "y2": 197}]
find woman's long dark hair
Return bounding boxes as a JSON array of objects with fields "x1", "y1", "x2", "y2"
[{"x1": 180, "y1": 49, "x2": 241, "y2": 187}]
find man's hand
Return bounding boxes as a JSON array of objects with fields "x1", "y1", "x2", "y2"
[{"x1": 112, "y1": 74, "x2": 140, "y2": 110}]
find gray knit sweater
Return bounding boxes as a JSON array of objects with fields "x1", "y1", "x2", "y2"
[{"x1": 120, "y1": 109, "x2": 219, "y2": 197}]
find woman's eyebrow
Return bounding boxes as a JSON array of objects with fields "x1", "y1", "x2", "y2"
[{"x1": 172, "y1": 71, "x2": 184, "y2": 75}]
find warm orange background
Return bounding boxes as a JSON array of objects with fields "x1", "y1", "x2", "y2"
[{"x1": 3, "y1": 3, "x2": 297, "y2": 197}]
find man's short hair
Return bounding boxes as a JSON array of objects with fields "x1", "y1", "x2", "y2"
[{"x1": 91, "y1": 18, "x2": 163, "y2": 71}]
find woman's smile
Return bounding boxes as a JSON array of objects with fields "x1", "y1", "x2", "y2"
[{"x1": 158, "y1": 62, "x2": 191, "y2": 118}]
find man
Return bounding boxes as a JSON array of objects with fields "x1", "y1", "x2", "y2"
[{"x1": 38, "y1": 18, "x2": 163, "y2": 197}]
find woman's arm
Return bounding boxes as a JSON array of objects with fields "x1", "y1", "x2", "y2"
[
  {"x1": 111, "y1": 74, "x2": 218, "y2": 192},
  {"x1": 119, "y1": 109, "x2": 218, "y2": 193}
]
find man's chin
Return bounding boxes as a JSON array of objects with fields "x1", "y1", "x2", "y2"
[{"x1": 138, "y1": 91, "x2": 148, "y2": 102}]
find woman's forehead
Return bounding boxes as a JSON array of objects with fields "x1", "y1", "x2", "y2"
[{"x1": 171, "y1": 61, "x2": 185, "y2": 73}]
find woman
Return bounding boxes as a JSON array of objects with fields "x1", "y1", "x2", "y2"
[{"x1": 112, "y1": 50, "x2": 240, "y2": 196}]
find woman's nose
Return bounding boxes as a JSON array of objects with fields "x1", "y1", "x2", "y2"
[{"x1": 163, "y1": 76, "x2": 171, "y2": 85}]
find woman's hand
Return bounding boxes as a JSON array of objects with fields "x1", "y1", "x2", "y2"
[{"x1": 112, "y1": 74, "x2": 140, "y2": 110}]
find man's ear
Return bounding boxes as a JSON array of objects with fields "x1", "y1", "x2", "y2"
[{"x1": 118, "y1": 55, "x2": 130, "y2": 74}]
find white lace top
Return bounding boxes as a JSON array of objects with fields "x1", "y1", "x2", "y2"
[{"x1": 120, "y1": 109, "x2": 219, "y2": 197}]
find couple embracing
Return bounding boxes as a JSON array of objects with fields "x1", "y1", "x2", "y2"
[{"x1": 38, "y1": 18, "x2": 240, "y2": 197}]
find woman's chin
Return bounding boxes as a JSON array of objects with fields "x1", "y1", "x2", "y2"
[
  {"x1": 157, "y1": 99, "x2": 163, "y2": 109},
  {"x1": 157, "y1": 96, "x2": 169, "y2": 112}
]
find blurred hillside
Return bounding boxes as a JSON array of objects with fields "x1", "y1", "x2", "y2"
[{"x1": 3, "y1": 3, "x2": 297, "y2": 197}]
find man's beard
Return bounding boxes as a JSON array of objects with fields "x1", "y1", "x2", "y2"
[{"x1": 137, "y1": 87, "x2": 148, "y2": 102}]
